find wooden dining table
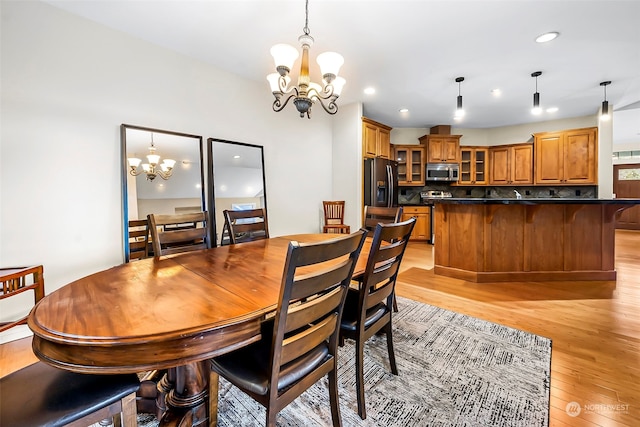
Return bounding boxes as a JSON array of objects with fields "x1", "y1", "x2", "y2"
[{"x1": 28, "y1": 233, "x2": 371, "y2": 427}]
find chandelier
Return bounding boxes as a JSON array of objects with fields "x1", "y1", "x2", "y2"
[
  {"x1": 267, "y1": 0, "x2": 345, "y2": 119},
  {"x1": 127, "y1": 133, "x2": 176, "y2": 181}
]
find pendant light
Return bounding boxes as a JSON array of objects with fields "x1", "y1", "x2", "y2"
[
  {"x1": 454, "y1": 77, "x2": 465, "y2": 119},
  {"x1": 600, "y1": 81, "x2": 611, "y2": 121},
  {"x1": 531, "y1": 71, "x2": 542, "y2": 115}
]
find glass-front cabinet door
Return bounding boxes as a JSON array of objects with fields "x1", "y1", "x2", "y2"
[
  {"x1": 459, "y1": 147, "x2": 488, "y2": 185},
  {"x1": 394, "y1": 146, "x2": 425, "y2": 186}
]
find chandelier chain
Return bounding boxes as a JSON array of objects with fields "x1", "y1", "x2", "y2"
[{"x1": 303, "y1": 0, "x2": 310, "y2": 35}]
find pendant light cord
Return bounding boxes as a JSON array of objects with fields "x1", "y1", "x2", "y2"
[{"x1": 303, "y1": 0, "x2": 310, "y2": 35}]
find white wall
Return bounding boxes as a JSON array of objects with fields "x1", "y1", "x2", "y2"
[
  {"x1": 331, "y1": 103, "x2": 363, "y2": 231},
  {"x1": 390, "y1": 128, "x2": 425, "y2": 146},
  {"x1": 1, "y1": 1, "x2": 354, "y2": 329},
  {"x1": 456, "y1": 115, "x2": 598, "y2": 146},
  {"x1": 391, "y1": 116, "x2": 600, "y2": 148}
]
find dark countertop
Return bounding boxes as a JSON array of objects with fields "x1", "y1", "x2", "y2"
[{"x1": 425, "y1": 198, "x2": 640, "y2": 205}]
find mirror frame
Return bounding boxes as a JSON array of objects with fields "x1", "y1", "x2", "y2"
[
  {"x1": 207, "y1": 138, "x2": 267, "y2": 247},
  {"x1": 121, "y1": 124, "x2": 205, "y2": 261}
]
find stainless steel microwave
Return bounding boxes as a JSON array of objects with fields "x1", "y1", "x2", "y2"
[{"x1": 426, "y1": 163, "x2": 459, "y2": 182}]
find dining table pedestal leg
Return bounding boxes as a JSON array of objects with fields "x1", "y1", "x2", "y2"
[{"x1": 157, "y1": 362, "x2": 210, "y2": 427}]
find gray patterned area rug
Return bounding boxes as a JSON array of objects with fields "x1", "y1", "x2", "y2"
[{"x1": 134, "y1": 296, "x2": 551, "y2": 426}]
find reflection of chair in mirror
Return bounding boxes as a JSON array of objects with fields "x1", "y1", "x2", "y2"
[
  {"x1": 210, "y1": 230, "x2": 367, "y2": 427},
  {"x1": 322, "y1": 201, "x2": 351, "y2": 234},
  {"x1": 128, "y1": 219, "x2": 149, "y2": 261},
  {"x1": 147, "y1": 211, "x2": 209, "y2": 257},
  {"x1": 222, "y1": 208, "x2": 269, "y2": 245},
  {"x1": 339, "y1": 218, "x2": 416, "y2": 419},
  {"x1": 363, "y1": 206, "x2": 403, "y2": 236},
  {"x1": 0, "y1": 265, "x2": 45, "y2": 333},
  {"x1": 0, "y1": 361, "x2": 140, "y2": 427}
]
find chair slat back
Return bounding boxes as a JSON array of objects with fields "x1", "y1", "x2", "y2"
[
  {"x1": 322, "y1": 201, "x2": 351, "y2": 234},
  {"x1": 363, "y1": 206, "x2": 403, "y2": 235},
  {"x1": 223, "y1": 208, "x2": 269, "y2": 245},
  {"x1": 323, "y1": 201, "x2": 345, "y2": 224},
  {"x1": 128, "y1": 219, "x2": 149, "y2": 261},
  {"x1": 271, "y1": 230, "x2": 367, "y2": 384},
  {"x1": 0, "y1": 265, "x2": 45, "y2": 332},
  {"x1": 360, "y1": 218, "x2": 415, "y2": 312},
  {"x1": 148, "y1": 212, "x2": 209, "y2": 257}
]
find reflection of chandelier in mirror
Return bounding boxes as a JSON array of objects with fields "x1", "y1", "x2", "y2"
[
  {"x1": 266, "y1": 0, "x2": 345, "y2": 119},
  {"x1": 127, "y1": 133, "x2": 176, "y2": 181}
]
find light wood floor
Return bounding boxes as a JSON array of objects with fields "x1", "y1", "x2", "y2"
[
  {"x1": 2, "y1": 230, "x2": 638, "y2": 426},
  {"x1": 396, "y1": 230, "x2": 640, "y2": 427}
]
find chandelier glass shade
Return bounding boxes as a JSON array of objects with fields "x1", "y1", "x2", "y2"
[
  {"x1": 127, "y1": 134, "x2": 176, "y2": 181},
  {"x1": 267, "y1": 0, "x2": 345, "y2": 118}
]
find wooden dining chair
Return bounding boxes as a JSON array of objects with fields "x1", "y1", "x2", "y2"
[
  {"x1": 0, "y1": 265, "x2": 44, "y2": 333},
  {"x1": 362, "y1": 205, "x2": 403, "y2": 236},
  {"x1": 0, "y1": 361, "x2": 140, "y2": 427},
  {"x1": 222, "y1": 208, "x2": 269, "y2": 245},
  {"x1": 339, "y1": 218, "x2": 416, "y2": 419},
  {"x1": 210, "y1": 230, "x2": 368, "y2": 427},
  {"x1": 127, "y1": 219, "x2": 149, "y2": 261},
  {"x1": 147, "y1": 211, "x2": 209, "y2": 257},
  {"x1": 322, "y1": 200, "x2": 351, "y2": 234},
  {"x1": 362, "y1": 205, "x2": 404, "y2": 312}
]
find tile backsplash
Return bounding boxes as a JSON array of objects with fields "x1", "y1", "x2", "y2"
[{"x1": 398, "y1": 184, "x2": 597, "y2": 204}]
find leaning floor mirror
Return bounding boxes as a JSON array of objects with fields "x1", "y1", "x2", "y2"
[
  {"x1": 121, "y1": 124, "x2": 205, "y2": 262},
  {"x1": 207, "y1": 138, "x2": 267, "y2": 247}
]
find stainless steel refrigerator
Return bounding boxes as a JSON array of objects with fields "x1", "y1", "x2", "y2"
[{"x1": 364, "y1": 158, "x2": 398, "y2": 208}]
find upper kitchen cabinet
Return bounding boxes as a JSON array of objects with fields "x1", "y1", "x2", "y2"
[
  {"x1": 394, "y1": 145, "x2": 425, "y2": 186},
  {"x1": 419, "y1": 135, "x2": 461, "y2": 163},
  {"x1": 489, "y1": 143, "x2": 533, "y2": 185},
  {"x1": 362, "y1": 117, "x2": 391, "y2": 159},
  {"x1": 459, "y1": 146, "x2": 488, "y2": 185},
  {"x1": 534, "y1": 127, "x2": 597, "y2": 185}
]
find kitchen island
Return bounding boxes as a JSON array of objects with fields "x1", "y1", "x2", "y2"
[{"x1": 431, "y1": 198, "x2": 640, "y2": 282}]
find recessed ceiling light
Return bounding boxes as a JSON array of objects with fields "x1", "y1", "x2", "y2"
[
  {"x1": 535, "y1": 31, "x2": 559, "y2": 43},
  {"x1": 399, "y1": 108, "x2": 409, "y2": 113},
  {"x1": 233, "y1": 155, "x2": 240, "y2": 159},
  {"x1": 364, "y1": 87, "x2": 376, "y2": 95},
  {"x1": 491, "y1": 89, "x2": 502, "y2": 97},
  {"x1": 546, "y1": 107, "x2": 558, "y2": 113}
]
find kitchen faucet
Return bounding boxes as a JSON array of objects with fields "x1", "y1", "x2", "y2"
[{"x1": 514, "y1": 190, "x2": 522, "y2": 199}]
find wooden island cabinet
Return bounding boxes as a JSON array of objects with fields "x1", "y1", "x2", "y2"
[{"x1": 432, "y1": 198, "x2": 640, "y2": 282}]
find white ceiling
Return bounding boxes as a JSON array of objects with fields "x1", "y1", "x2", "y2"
[{"x1": 44, "y1": 0, "x2": 640, "y2": 144}]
